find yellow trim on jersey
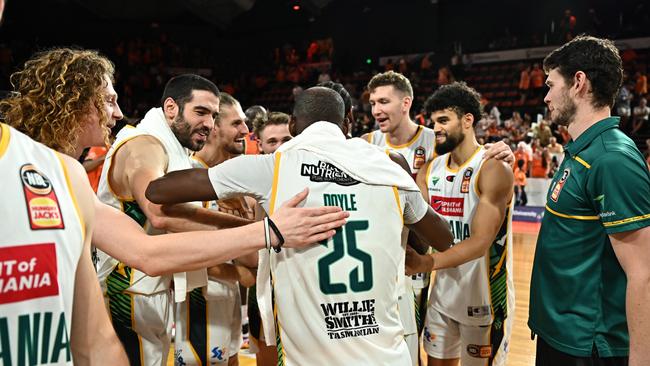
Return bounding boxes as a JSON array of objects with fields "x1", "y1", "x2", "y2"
[
  {"x1": 424, "y1": 159, "x2": 435, "y2": 193},
  {"x1": 386, "y1": 125, "x2": 423, "y2": 149},
  {"x1": 392, "y1": 186, "x2": 404, "y2": 225},
  {"x1": 192, "y1": 155, "x2": 209, "y2": 168},
  {"x1": 545, "y1": 205, "x2": 599, "y2": 220},
  {"x1": 445, "y1": 146, "x2": 482, "y2": 173},
  {"x1": 269, "y1": 152, "x2": 282, "y2": 214},
  {"x1": 186, "y1": 300, "x2": 203, "y2": 365},
  {"x1": 106, "y1": 133, "x2": 145, "y2": 202},
  {"x1": 602, "y1": 213, "x2": 650, "y2": 227},
  {"x1": 366, "y1": 132, "x2": 373, "y2": 144},
  {"x1": 573, "y1": 156, "x2": 591, "y2": 169},
  {"x1": 473, "y1": 159, "x2": 485, "y2": 197},
  {"x1": 56, "y1": 152, "x2": 86, "y2": 243},
  {"x1": 205, "y1": 300, "x2": 210, "y2": 366},
  {"x1": 0, "y1": 123, "x2": 10, "y2": 159}
]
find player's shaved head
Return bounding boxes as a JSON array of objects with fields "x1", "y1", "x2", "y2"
[{"x1": 291, "y1": 86, "x2": 345, "y2": 135}]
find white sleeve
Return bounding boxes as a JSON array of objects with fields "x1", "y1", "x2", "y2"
[
  {"x1": 400, "y1": 189, "x2": 428, "y2": 225},
  {"x1": 207, "y1": 154, "x2": 276, "y2": 205}
]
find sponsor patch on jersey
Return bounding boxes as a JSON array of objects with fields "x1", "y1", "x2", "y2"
[
  {"x1": 430, "y1": 176, "x2": 440, "y2": 186},
  {"x1": 446, "y1": 175, "x2": 454, "y2": 182},
  {"x1": 460, "y1": 167, "x2": 473, "y2": 194},
  {"x1": 467, "y1": 344, "x2": 492, "y2": 358},
  {"x1": 301, "y1": 161, "x2": 360, "y2": 186},
  {"x1": 20, "y1": 164, "x2": 65, "y2": 230},
  {"x1": 467, "y1": 305, "x2": 491, "y2": 317},
  {"x1": 430, "y1": 196, "x2": 464, "y2": 217},
  {"x1": 320, "y1": 299, "x2": 379, "y2": 340},
  {"x1": 413, "y1": 146, "x2": 426, "y2": 170},
  {"x1": 0, "y1": 243, "x2": 59, "y2": 305},
  {"x1": 550, "y1": 168, "x2": 570, "y2": 202}
]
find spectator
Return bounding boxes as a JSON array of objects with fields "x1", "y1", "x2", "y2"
[
  {"x1": 514, "y1": 159, "x2": 528, "y2": 206},
  {"x1": 514, "y1": 142, "x2": 530, "y2": 175},
  {"x1": 631, "y1": 97, "x2": 650, "y2": 135},
  {"x1": 547, "y1": 136, "x2": 564, "y2": 164},
  {"x1": 531, "y1": 147, "x2": 550, "y2": 178},
  {"x1": 616, "y1": 81, "x2": 634, "y2": 130},
  {"x1": 530, "y1": 63, "x2": 545, "y2": 99},
  {"x1": 533, "y1": 119, "x2": 553, "y2": 146},
  {"x1": 519, "y1": 64, "x2": 531, "y2": 103},
  {"x1": 635, "y1": 71, "x2": 647, "y2": 96},
  {"x1": 557, "y1": 124, "x2": 571, "y2": 144}
]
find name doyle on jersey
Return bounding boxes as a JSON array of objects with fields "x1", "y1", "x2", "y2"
[
  {"x1": 320, "y1": 299, "x2": 379, "y2": 340},
  {"x1": 301, "y1": 161, "x2": 360, "y2": 186}
]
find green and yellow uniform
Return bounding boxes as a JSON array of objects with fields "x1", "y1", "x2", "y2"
[{"x1": 529, "y1": 117, "x2": 650, "y2": 357}]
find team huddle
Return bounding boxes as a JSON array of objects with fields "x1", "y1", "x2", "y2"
[{"x1": 2, "y1": 28, "x2": 649, "y2": 366}]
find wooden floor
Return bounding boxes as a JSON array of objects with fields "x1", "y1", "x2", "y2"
[{"x1": 173, "y1": 227, "x2": 540, "y2": 366}]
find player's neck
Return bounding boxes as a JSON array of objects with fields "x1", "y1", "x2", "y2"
[
  {"x1": 449, "y1": 137, "x2": 480, "y2": 169},
  {"x1": 567, "y1": 106, "x2": 611, "y2": 141},
  {"x1": 196, "y1": 144, "x2": 235, "y2": 167},
  {"x1": 387, "y1": 118, "x2": 418, "y2": 146}
]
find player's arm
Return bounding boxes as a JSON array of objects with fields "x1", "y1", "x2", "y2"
[
  {"x1": 93, "y1": 189, "x2": 348, "y2": 276},
  {"x1": 610, "y1": 226, "x2": 650, "y2": 366},
  {"x1": 116, "y1": 136, "x2": 250, "y2": 231},
  {"x1": 484, "y1": 140, "x2": 515, "y2": 165},
  {"x1": 408, "y1": 159, "x2": 513, "y2": 273},
  {"x1": 60, "y1": 154, "x2": 128, "y2": 365},
  {"x1": 145, "y1": 167, "x2": 217, "y2": 204}
]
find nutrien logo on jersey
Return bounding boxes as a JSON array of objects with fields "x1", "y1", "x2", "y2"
[
  {"x1": 20, "y1": 164, "x2": 65, "y2": 230},
  {"x1": 0, "y1": 243, "x2": 59, "y2": 305},
  {"x1": 430, "y1": 196, "x2": 464, "y2": 217},
  {"x1": 301, "y1": 161, "x2": 360, "y2": 186}
]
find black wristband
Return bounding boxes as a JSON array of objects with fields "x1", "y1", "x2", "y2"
[{"x1": 266, "y1": 217, "x2": 285, "y2": 252}]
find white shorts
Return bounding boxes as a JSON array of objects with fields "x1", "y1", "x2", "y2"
[
  {"x1": 105, "y1": 289, "x2": 173, "y2": 366},
  {"x1": 175, "y1": 287, "x2": 242, "y2": 365},
  {"x1": 423, "y1": 307, "x2": 510, "y2": 366}
]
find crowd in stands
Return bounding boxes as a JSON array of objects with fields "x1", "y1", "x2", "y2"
[{"x1": 1, "y1": 18, "x2": 649, "y2": 202}]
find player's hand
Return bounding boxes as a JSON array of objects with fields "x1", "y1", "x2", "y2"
[
  {"x1": 405, "y1": 246, "x2": 434, "y2": 275},
  {"x1": 235, "y1": 265, "x2": 257, "y2": 288},
  {"x1": 270, "y1": 188, "x2": 349, "y2": 249},
  {"x1": 484, "y1": 141, "x2": 515, "y2": 165}
]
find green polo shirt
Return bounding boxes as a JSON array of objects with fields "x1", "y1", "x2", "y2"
[{"x1": 528, "y1": 117, "x2": 650, "y2": 357}]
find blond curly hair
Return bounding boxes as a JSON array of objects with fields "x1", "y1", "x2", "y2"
[{"x1": 1, "y1": 48, "x2": 115, "y2": 155}]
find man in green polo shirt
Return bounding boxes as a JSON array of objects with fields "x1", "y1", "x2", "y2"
[{"x1": 529, "y1": 36, "x2": 650, "y2": 366}]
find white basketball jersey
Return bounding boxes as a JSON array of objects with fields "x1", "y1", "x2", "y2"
[
  {"x1": 0, "y1": 124, "x2": 84, "y2": 365},
  {"x1": 95, "y1": 125, "x2": 173, "y2": 296},
  {"x1": 268, "y1": 151, "x2": 411, "y2": 365},
  {"x1": 367, "y1": 125, "x2": 436, "y2": 178},
  {"x1": 425, "y1": 147, "x2": 515, "y2": 326}
]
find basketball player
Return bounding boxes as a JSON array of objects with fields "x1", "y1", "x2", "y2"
[
  {"x1": 176, "y1": 92, "x2": 256, "y2": 366},
  {"x1": 254, "y1": 111, "x2": 292, "y2": 155},
  {"x1": 363, "y1": 71, "x2": 513, "y2": 364},
  {"x1": 407, "y1": 82, "x2": 515, "y2": 366},
  {"x1": 145, "y1": 87, "x2": 455, "y2": 365},
  {"x1": 0, "y1": 128, "x2": 129, "y2": 365}
]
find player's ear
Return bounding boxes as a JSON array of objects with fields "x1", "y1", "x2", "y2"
[{"x1": 163, "y1": 97, "x2": 179, "y2": 122}]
